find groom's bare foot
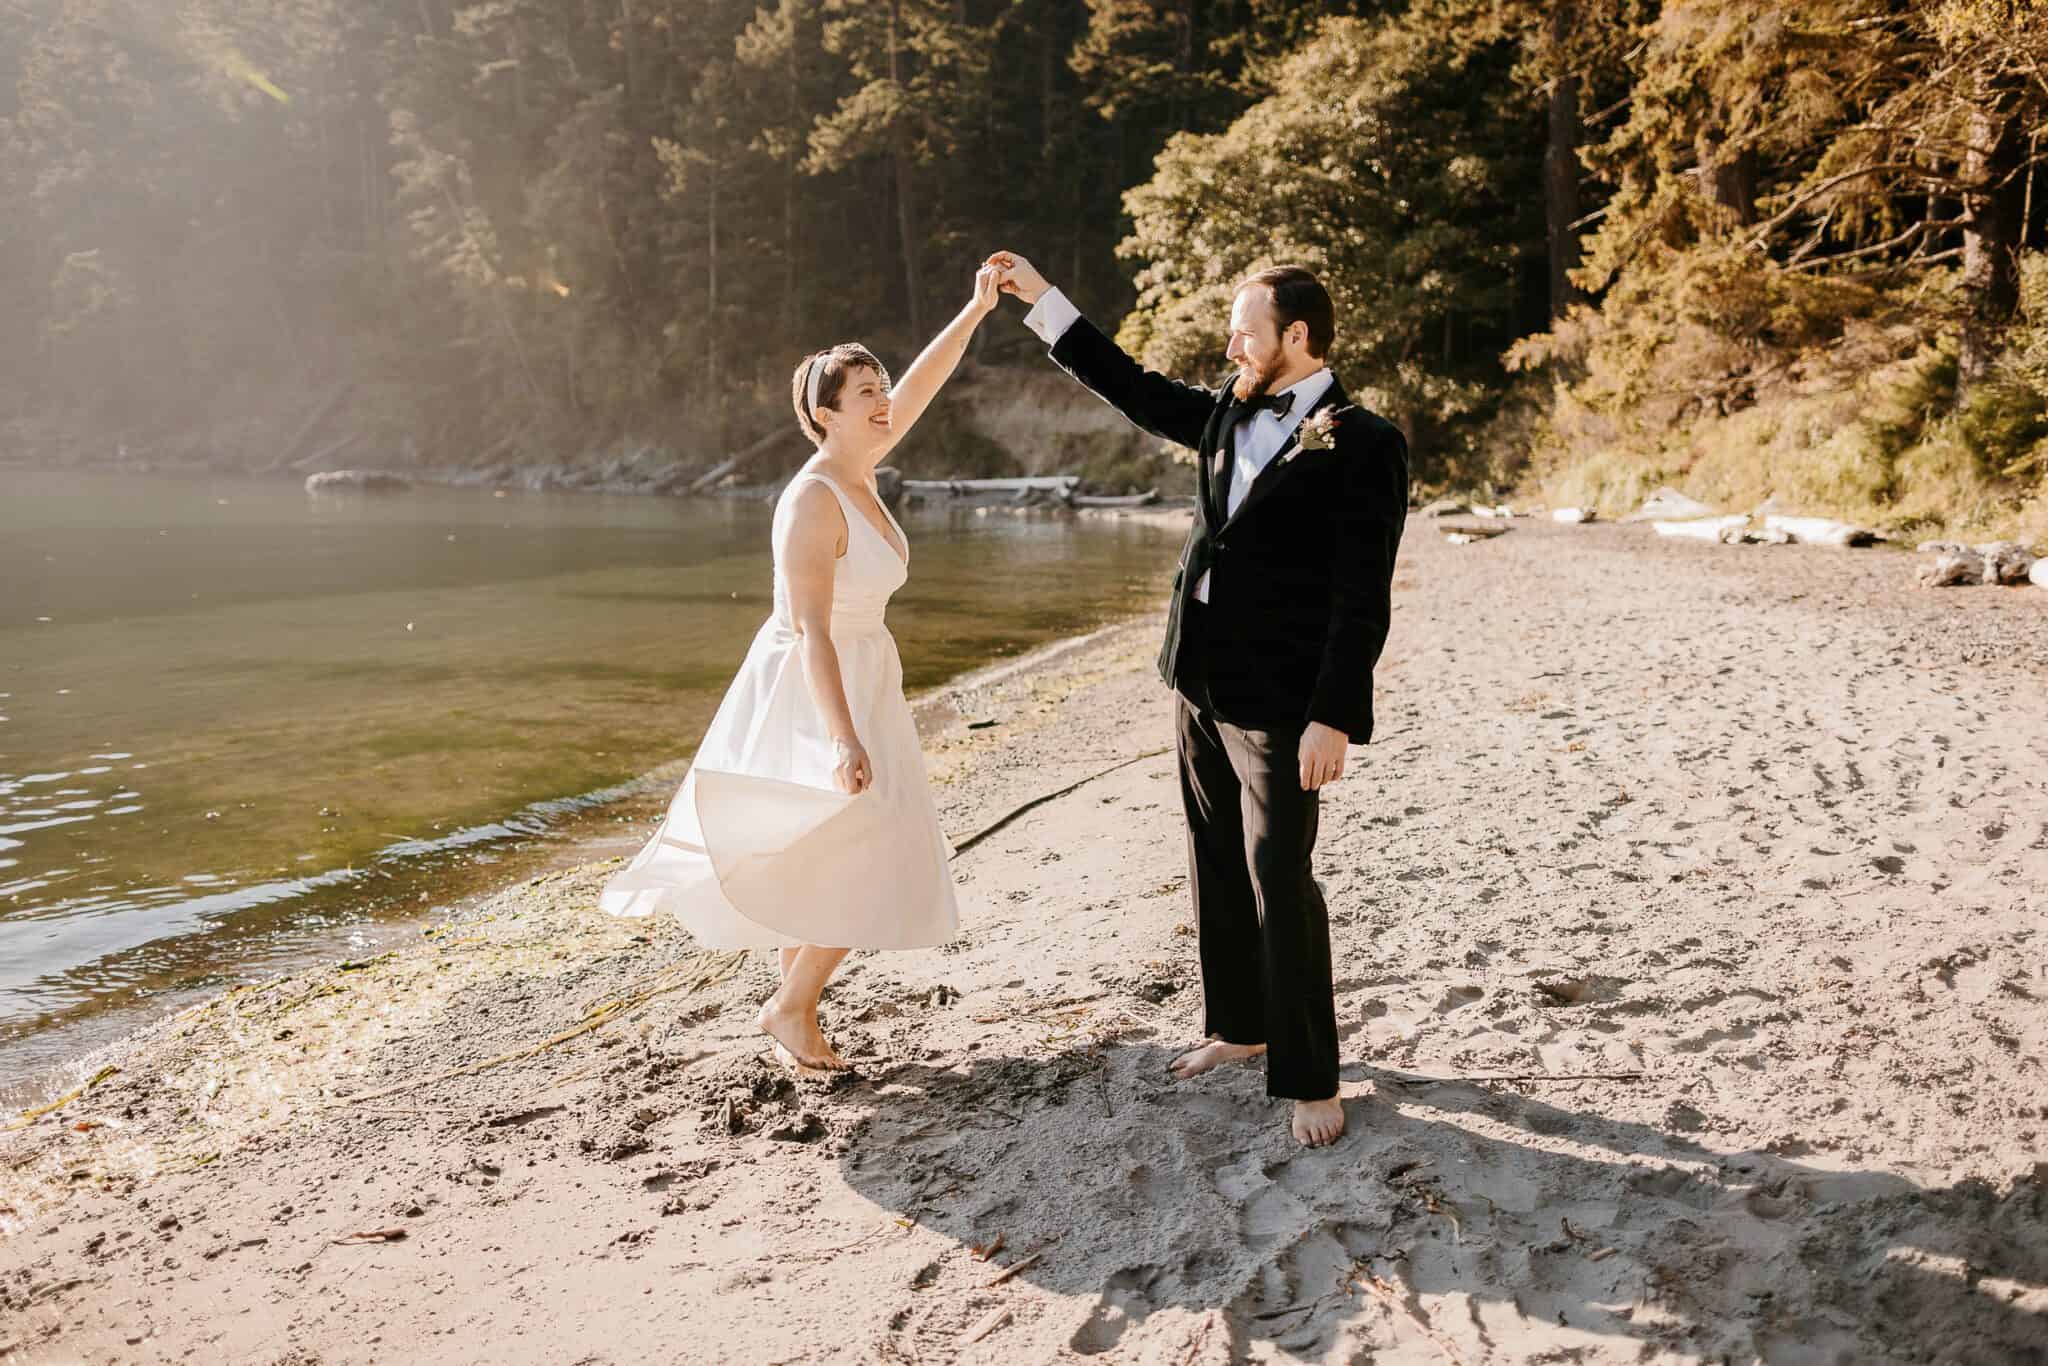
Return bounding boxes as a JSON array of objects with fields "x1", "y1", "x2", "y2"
[
  {"x1": 757, "y1": 996, "x2": 847, "y2": 1072},
  {"x1": 1291, "y1": 1097, "x2": 1345, "y2": 1147},
  {"x1": 1168, "y1": 1038, "x2": 1266, "y2": 1080}
]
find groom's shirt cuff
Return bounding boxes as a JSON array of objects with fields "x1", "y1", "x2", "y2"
[{"x1": 1023, "y1": 287, "x2": 1082, "y2": 346}]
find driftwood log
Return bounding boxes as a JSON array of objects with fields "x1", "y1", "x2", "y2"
[
  {"x1": 1651, "y1": 515, "x2": 1749, "y2": 541},
  {"x1": 262, "y1": 382, "x2": 354, "y2": 473},
  {"x1": 1762, "y1": 515, "x2": 1879, "y2": 547},
  {"x1": 1439, "y1": 522, "x2": 1509, "y2": 544},
  {"x1": 291, "y1": 432, "x2": 362, "y2": 473},
  {"x1": 305, "y1": 469, "x2": 412, "y2": 495},
  {"x1": 1068, "y1": 488, "x2": 1159, "y2": 508},
  {"x1": 1920, "y1": 548, "x2": 1988, "y2": 587},
  {"x1": 690, "y1": 428, "x2": 810, "y2": 494},
  {"x1": 1979, "y1": 541, "x2": 2038, "y2": 585},
  {"x1": 1916, "y1": 540, "x2": 2039, "y2": 587},
  {"x1": 1627, "y1": 487, "x2": 1716, "y2": 521},
  {"x1": 902, "y1": 476, "x2": 1082, "y2": 498}
]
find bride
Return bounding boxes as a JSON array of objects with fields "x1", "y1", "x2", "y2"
[{"x1": 601, "y1": 262, "x2": 1005, "y2": 1070}]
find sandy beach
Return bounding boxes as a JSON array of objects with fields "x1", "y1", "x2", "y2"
[{"x1": 3, "y1": 515, "x2": 2045, "y2": 1364}]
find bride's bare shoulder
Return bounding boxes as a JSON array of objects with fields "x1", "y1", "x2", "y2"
[{"x1": 777, "y1": 474, "x2": 848, "y2": 556}]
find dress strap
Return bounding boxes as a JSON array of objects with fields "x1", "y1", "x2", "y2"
[
  {"x1": 790, "y1": 468, "x2": 859, "y2": 511},
  {"x1": 784, "y1": 469, "x2": 860, "y2": 554}
]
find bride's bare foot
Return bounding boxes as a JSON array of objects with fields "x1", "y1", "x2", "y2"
[
  {"x1": 1291, "y1": 1096, "x2": 1345, "y2": 1147},
  {"x1": 1168, "y1": 1038, "x2": 1266, "y2": 1080},
  {"x1": 757, "y1": 995, "x2": 847, "y2": 1072}
]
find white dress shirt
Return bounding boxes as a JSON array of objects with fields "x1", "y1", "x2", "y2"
[{"x1": 1024, "y1": 286, "x2": 1335, "y2": 603}]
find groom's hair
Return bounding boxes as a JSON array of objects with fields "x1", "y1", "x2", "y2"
[
  {"x1": 792, "y1": 343, "x2": 891, "y2": 445},
  {"x1": 1237, "y1": 266, "x2": 1334, "y2": 359}
]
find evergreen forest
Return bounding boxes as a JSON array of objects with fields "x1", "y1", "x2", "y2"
[{"x1": 5, "y1": 1, "x2": 2045, "y2": 535}]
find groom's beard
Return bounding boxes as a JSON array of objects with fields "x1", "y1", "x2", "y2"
[{"x1": 1231, "y1": 354, "x2": 1282, "y2": 403}]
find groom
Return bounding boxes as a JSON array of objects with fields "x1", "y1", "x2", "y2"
[{"x1": 989, "y1": 252, "x2": 1408, "y2": 1147}]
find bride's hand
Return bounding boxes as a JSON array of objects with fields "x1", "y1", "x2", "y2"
[
  {"x1": 832, "y1": 737, "x2": 873, "y2": 795},
  {"x1": 971, "y1": 262, "x2": 1002, "y2": 316},
  {"x1": 984, "y1": 251, "x2": 1049, "y2": 305}
]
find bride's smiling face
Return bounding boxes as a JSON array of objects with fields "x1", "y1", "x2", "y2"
[{"x1": 820, "y1": 365, "x2": 893, "y2": 449}]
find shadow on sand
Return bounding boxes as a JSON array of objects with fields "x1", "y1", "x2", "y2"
[{"x1": 799, "y1": 1040, "x2": 2047, "y2": 1362}]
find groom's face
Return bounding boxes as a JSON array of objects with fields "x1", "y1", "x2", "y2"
[{"x1": 1226, "y1": 287, "x2": 1286, "y2": 401}]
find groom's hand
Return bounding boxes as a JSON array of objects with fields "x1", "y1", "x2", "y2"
[
  {"x1": 985, "y1": 250, "x2": 1049, "y2": 305},
  {"x1": 1298, "y1": 722, "x2": 1347, "y2": 790}
]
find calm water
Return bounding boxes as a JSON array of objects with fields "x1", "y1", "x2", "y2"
[{"x1": 0, "y1": 470, "x2": 1176, "y2": 1088}]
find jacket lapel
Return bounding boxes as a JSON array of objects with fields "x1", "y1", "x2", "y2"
[
  {"x1": 1196, "y1": 393, "x2": 1237, "y2": 532},
  {"x1": 1216, "y1": 376, "x2": 1346, "y2": 536}
]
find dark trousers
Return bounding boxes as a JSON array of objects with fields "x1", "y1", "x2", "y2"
[{"x1": 1173, "y1": 683, "x2": 1340, "y2": 1102}]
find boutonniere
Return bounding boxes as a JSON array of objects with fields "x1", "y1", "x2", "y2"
[{"x1": 1283, "y1": 405, "x2": 1354, "y2": 461}]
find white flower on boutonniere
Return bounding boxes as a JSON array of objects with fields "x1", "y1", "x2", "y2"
[{"x1": 1284, "y1": 404, "x2": 1354, "y2": 461}]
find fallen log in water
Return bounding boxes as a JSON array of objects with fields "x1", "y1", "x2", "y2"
[
  {"x1": 688, "y1": 456, "x2": 741, "y2": 494},
  {"x1": 305, "y1": 468, "x2": 412, "y2": 495},
  {"x1": 262, "y1": 382, "x2": 354, "y2": 473},
  {"x1": 1067, "y1": 488, "x2": 1159, "y2": 508},
  {"x1": 690, "y1": 428, "x2": 810, "y2": 495},
  {"x1": 902, "y1": 476, "x2": 1081, "y2": 498},
  {"x1": 291, "y1": 432, "x2": 362, "y2": 473}
]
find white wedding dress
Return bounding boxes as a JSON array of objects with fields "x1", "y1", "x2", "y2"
[{"x1": 598, "y1": 467, "x2": 960, "y2": 948}]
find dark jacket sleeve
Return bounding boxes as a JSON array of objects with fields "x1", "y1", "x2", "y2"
[
  {"x1": 1048, "y1": 316, "x2": 1219, "y2": 452},
  {"x1": 1308, "y1": 414, "x2": 1410, "y2": 741}
]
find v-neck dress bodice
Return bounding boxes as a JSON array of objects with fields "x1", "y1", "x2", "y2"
[{"x1": 598, "y1": 469, "x2": 958, "y2": 949}]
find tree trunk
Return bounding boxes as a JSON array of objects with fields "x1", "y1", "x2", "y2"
[
  {"x1": 1959, "y1": 78, "x2": 2023, "y2": 390},
  {"x1": 887, "y1": 0, "x2": 923, "y2": 339},
  {"x1": 1542, "y1": 5, "x2": 1583, "y2": 321},
  {"x1": 1697, "y1": 139, "x2": 1758, "y2": 226},
  {"x1": 782, "y1": 27, "x2": 802, "y2": 339},
  {"x1": 708, "y1": 163, "x2": 721, "y2": 446}
]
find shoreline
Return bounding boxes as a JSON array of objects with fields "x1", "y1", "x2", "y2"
[
  {"x1": 3, "y1": 520, "x2": 2044, "y2": 1363},
  {"x1": 0, "y1": 592, "x2": 1189, "y2": 1112}
]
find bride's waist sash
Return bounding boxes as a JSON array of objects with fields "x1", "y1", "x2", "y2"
[{"x1": 768, "y1": 593, "x2": 890, "y2": 638}]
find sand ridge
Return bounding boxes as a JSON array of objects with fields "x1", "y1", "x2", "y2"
[{"x1": 2, "y1": 519, "x2": 2045, "y2": 1363}]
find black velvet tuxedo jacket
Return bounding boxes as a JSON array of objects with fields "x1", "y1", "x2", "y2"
[{"x1": 1048, "y1": 316, "x2": 1409, "y2": 743}]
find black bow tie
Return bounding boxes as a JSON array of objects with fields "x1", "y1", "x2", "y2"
[{"x1": 1236, "y1": 391, "x2": 1293, "y2": 420}]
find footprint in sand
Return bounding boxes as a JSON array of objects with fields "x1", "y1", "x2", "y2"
[{"x1": 1069, "y1": 1265, "x2": 1163, "y2": 1354}]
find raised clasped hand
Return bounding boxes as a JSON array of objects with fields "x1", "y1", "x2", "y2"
[
  {"x1": 982, "y1": 250, "x2": 1047, "y2": 304},
  {"x1": 972, "y1": 262, "x2": 1002, "y2": 316}
]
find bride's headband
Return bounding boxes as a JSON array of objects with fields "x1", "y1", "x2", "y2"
[{"x1": 804, "y1": 352, "x2": 828, "y2": 429}]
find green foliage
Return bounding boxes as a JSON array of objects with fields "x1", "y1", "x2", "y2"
[
  {"x1": 1, "y1": 0, "x2": 2044, "y2": 544},
  {"x1": 1958, "y1": 255, "x2": 2048, "y2": 478},
  {"x1": 1114, "y1": 8, "x2": 1545, "y2": 483},
  {"x1": 1513, "y1": 1, "x2": 2048, "y2": 540}
]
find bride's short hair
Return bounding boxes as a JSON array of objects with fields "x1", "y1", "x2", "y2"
[{"x1": 793, "y1": 344, "x2": 890, "y2": 445}]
